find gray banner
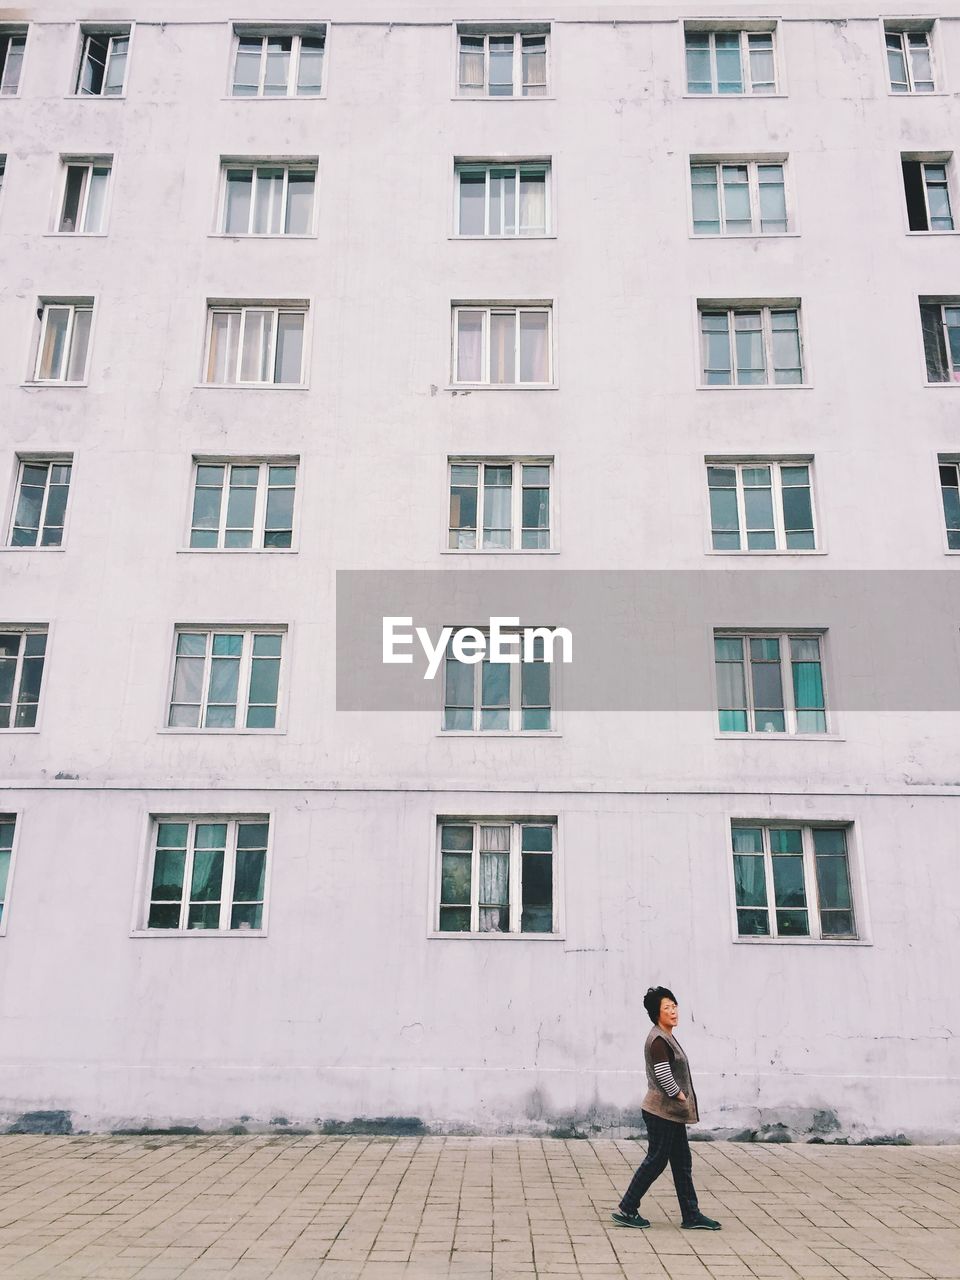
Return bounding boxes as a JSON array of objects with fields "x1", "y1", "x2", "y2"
[{"x1": 335, "y1": 570, "x2": 960, "y2": 711}]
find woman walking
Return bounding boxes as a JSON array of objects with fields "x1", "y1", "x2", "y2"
[{"x1": 611, "y1": 986, "x2": 721, "y2": 1231}]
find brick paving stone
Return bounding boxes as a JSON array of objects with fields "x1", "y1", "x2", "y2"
[{"x1": 0, "y1": 1138, "x2": 957, "y2": 1279}]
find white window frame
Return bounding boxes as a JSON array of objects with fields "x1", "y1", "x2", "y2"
[
  {"x1": 431, "y1": 817, "x2": 561, "y2": 938},
  {"x1": 0, "y1": 811, "x2": 20, "y2": 936},
  {"x1": 883, "y1": 21, "x2": 937, "y2": 94},
  {"x1": 7, "y1": 455, "x2": 73, "y2": 550},
  {"x1": 217, "y1": 160, "x2": 318, "y2": 237},
  {"x1": 455, "y1": 27, "x2": 550, "y2": 98},
  {"x1": 689, "y1": 157, "x2": 789, "y2": 236},
  {"x1": 714, "y1": 630, "x2": 830, "y2": 736},
  {"x1": 229, "y1": 26, "x2": 327, "y2": 98},
  {"x1": 683, "y1": 24, "x2": 779, "y2": 96},
  {"x1": 0, "y1": 27, "x2": 27, "y2": 96},
  {"x1": 186, "y1": 457, "x2": 299, "y2": 552},
  {"x1": 446, "y1": 457, "x2": 553, "y2": 553},
  {"x1": 705, "y1": 458, "x2": 818, "y2": 554},
  {"x1": 32, "y1": 300, "x2": 94, "y2": 384},
  {"x1": 441, "y1": 626, "x2": 557, "y2": 734},
  {"x1": 0, "y1": 625, "x2": 48, "y2": 732},
  {"x1": 55, "y1": 156, "x2": 113, "y2": 234},
  {"x1": 202, "y1": 302, "x2": 308, "y2": 387},
  {"x1": 920, "y1": 300, "x2": 960, "y2": 384},
  {"x1": 164, "y1": 626, "x2": 287, "y2": 732},
  {"x1": 902, "y1": 154, "x2": 956, "y2": 233},
  {"x1": 137, "y1": 814, "x2": 272, "y2": 936},
  {"x1": 698, "y1": 302, "x2": 805, "y2": 388},
  {"x1": 938, "y1": 454, "x2": 960, "y2": 551},
  {"x1": 454, "y1": 160, "x2": 552, "y2": 237},
  {"x1": 728, "y1": 821, "x2": 861, "y2": 943},
  {"x1": 452, "y1": 303, "x2": 554, "y2": 387},
  {"x1": 74, "y1": 26, "x2": 131, "y2": 97}
]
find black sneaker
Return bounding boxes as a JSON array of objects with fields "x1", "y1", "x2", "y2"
[
  {"x1": 681, "y1": 1213, "x2": 721, "y2": 1230},
  {"x1": 611, "y1": 1210, "x2": 650, "y2": 1228}
]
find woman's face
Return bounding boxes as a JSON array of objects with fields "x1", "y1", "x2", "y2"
[{"x1": 659, "y1": 997, "x2": 679, "y2": 1028}]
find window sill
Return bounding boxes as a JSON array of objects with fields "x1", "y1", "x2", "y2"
[
  {"x1": 697, "y1": 383, "x2": 812, "y2": 391},
  {"x1": 440, "y1": 548, "x2": 559, "y2": 556},
  {"x1": 427, "y1": 931, "x2": 564, "y2": 941},
  {"x1": 43, "y1": 231, "x2": 109, "y2": 239},
  {"x1": 68, "y1": 93, "x2": 127, "y2": 101},
  {"x1": 194, "y1": 383, "x2": 309, "y2": 391},
  {"x1": 906, "y1": 229, "x2": 959, "y2": 236},
  {"x1": 691, "y1": 231, "x2": 800, "y2": 240},
  {"x1": 705, "y1": 548, "x2": 825, "y2": 556},
  {"x1": 716, "y1": 733, "x2": 844, "y2": 742},
  {"x1": 157, "y1": 728, "x2": 285, "y2": 735},
  {"x1": 130, "y1": 930, "x2": 268, "y2": 939},
  {"x1": 220, "y1": 94, "x2": 328, "y2": 102},
  {"x1": 438, "y1": 731, "x2": 561, "y2": 738},
  {"x1": 451, "y1": 234, "x2": 557, "y2": 241},
  {"x1": 682, "y1": 92, "x2": 787, "y2": 100},
  {"x1": 451, "y1": 95, "x2": 556, "y2": 102},
  {"x1": 21, "y1": 381, "x2": 88, "y2": 389},
  {"x1": 0, "y1": 546, "x2": 66, "y2": 553},
  {"x1": 0, "y1": 727, "x2": 40, "y2": 734},
  {"x1": 177, "y1": 547, "x2": 297, "y2": 555},
  {"x1": 886, "y1": 90, "x2": 949, "y2": 97},
  {"x1": 733, "y1": 936, "x2": 869, "y2": 946},
  {"x1": 209, "y1": 233, "x2": 319, "y2": 241},
  {"x1": 925, "y1": 381, "x2": 960, "y2": 387},
  {"x1": 447, "y1": 383, "x2": 558, "y2": 392}
]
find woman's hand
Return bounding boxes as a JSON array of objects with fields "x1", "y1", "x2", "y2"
[{"x1": 677, "y1": 1091, "x2": 687, "y2": 1102}]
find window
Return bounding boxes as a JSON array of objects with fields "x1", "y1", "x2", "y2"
[
  {"x1": 699, "y1": 304, "x2": 803, "y2": 386},
  {"x1": 220, "y1": 163, "x2": 316, "y2": 235},
  {"x1": 189, "y1": 460, "x2": 297, "y2": 550},
  {"x1": 691, "y1": 160, "x2": 787, "y2": 234},
  {"x1": 921, "y1": 301, "x2": 960, "y2": 383},
  {"x1": 76, "y1": 28, "x2": 129, "y2": 96},
  {"x1": 58, "y1": 160, "x2": 111, "y2": 233},
  {"x1": 0, "y1": 627, "x2": 47, "y2": 729},
  {"x1": 731, "y1": 823, "x2": 857, "y2": 940},
  {"x1": 33, "y1": 301, "x2": 93, "y2": 383},
  {"x1": 903, "y1": 158, "x2": 954, "y2": 231},
  {"x1": 8, "y1": 458, "x2": 72, "y2": 548},
  {"x1": 707, "y1": 461, "x2": 815, "y2": 551},
  {"x1": 167, "y1": 628, "x2": 284, "y2": 729},
  {"x1": 885, "y1": 23, "x2": 935, "y2": 93},
  {"x1": 453, "y1": 305, "x2": 551, "y2": 385},
  {"x1": 0, "y1": 28, "x2": 26, "y2": 95},
  {"x1": 449, "y1": 460, "x2": 551, "y2": 551},
  {"x1": 204, "y1": 304, "x2": 306, "y2": 386},
  {"x1": 0, "y1": 155, "x2": 5, "y2": 195},
  {"x1": 455, "y1": 162, "x2": 549, "y2": 236},
  {"x1": 145, "y1": 817, "x2": 269, "y2": 932},
  {"x1": 443, "y1": 630, "x2": 552, "y2": 732},
  {"x1": 715, "y1": 632, "x2": 827, "y2": 734},
  {"x1": 0, "y1": 815, "x2": 14, "y2": 925},
  {"x1": 231, "y1": 28, "x2": 324, "y2": 97},
  {"x1": 437, "y1": 819, "x2": 556, "y2": 934},
  {"x1": 685, "y1": 26, "x2": 777, "y2": 95},
  {"x1": 938, "y1": 458, "x2": 960, "y2": 549},
  {"x1": 457, "y1": 28, "x2": 547, "y2": 97}
]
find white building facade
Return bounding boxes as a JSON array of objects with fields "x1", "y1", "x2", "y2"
[{"x1": 2, "y1": 0, "x2": 960, "y2": 1140}]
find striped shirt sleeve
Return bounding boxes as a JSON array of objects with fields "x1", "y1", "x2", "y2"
[{"x1": 650, "y1": 1037, "x2": 681, "y2": 1097}]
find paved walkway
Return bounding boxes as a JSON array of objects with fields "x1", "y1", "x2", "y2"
[{"x1": 0, "y1": 1135, "x2": 958, "y2": 1280}]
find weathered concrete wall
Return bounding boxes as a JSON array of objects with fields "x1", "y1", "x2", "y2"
[{"x1": 2, "y1": 2, "x2": 960, "y2": 1139}]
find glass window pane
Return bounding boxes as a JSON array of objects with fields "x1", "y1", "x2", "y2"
[
  {"x1": 691, "y1": 166, "x2": 720, "y2": 233},
  {"x1": 701, "y1": 313, "x2": 731, "y2": 383},
  {"x1": 748, "y1": 34, "x2": 775, "y2": 92},
  {"x1": 66, "y1": 309, "x2": 91, "y2": 382},
  {"x1": 758, "y1": 166, "x2": 787, "y2": 232},
  {"x1": 151, "y1": 845, "x2": 186, "y2": 901},
  {"x1": 488, "y1": 35, "x2": 514, "y2": 95},
  {"x1": 522, "y1": 35, "x2": 547, "y2": 95},
  {"x1": 456, "y1": 310, "x2": 483, "y2": 382},
  {"x1": 734, "y1": 312, "x2": 765, "y2": 384},
  {"x1": 297, "y1": 36, "x2": 324, "y2": 94},
  {"x1": 519, "y1": 169, "x2": 546, "y2": 233},
  {"x1": 490, "y1": 312, "x2": 516, "y2": 384},
  {"x1": 224, "y1": 169, "x2": 253, "y2": 233},
  {"x1": 263, "y1": 35, "x2": 291, "y2": 94},
  {"x1": 459, "y1": 35, "x2": 484, "y2": 93},
  {"x1": 886, "y1": 33, "x2": 908, "y2": 91},
  {"x1": 60, "y1": 167, "x2": 86, "y2": 232},
  {"x1": 441, "y1": 851, "x2": 472, "y2": 905},
  {"x1": 721, "y1": 166, "x2": 751, "y2": 231},
  {"x1": 233, "y1": 37, "x2": 262, "y2": 95},
  {"x1": 458, "y1": 170, "x2": 486, "y2": 235},
  {"x1": 274, "y1": 313, "x2": 304, "y2": 385},
  {"x1": 908, "y1": 34, "x2": 933, "y2": 91},
  {"x1": 686, "y1": 33, "x2": 712, "y2": 92},
  {"x1": 715, "y1": 33, "x2": 743, "y2": 94},
  {"x1": 84, "y1": 167, "x2": 109, "y2": 232},
  {"x1": 733, "y1": 853, "x2": 767, "y2": 908},
  {"x1": 104, "y1": 36, "x2": 127, "y2": 94},
  {"x1": 521, "y1": 850, "x2": 552, "y2": 932},
  {"x1": 771, "y1": 311, "x2": 802, "y2": 383},
  {"x1": 38, "y1": 308, "x2": 70, "y2": 380},
  {"x1": 519, "y1": 311, "x2": 549, "y2": 383}
]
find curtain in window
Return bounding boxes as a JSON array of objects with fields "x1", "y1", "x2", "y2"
[
  {"x1": 457, "y1": 311, "x2": 483, "y2": 381},
  {"x1": 479, "y1": 825, "x2": 510, "y2": 931},
  {"x1": 519, "y1": 312, "x2": 548, "y2": 382},
  {"x1": 519, "y1": 172, "x2": 546, "y2": 234}
]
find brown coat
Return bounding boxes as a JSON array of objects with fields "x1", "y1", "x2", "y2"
[{"x1": 640, "y1": 1024, "x2": 700, "y2": 1124}]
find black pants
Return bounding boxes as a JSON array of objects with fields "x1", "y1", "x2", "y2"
[{"x1": 619, "y1": 1109, "x2": 700, "y2": 1223}]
